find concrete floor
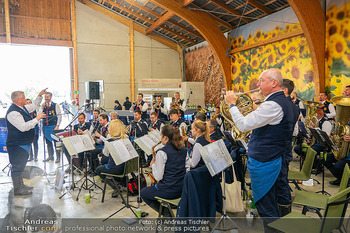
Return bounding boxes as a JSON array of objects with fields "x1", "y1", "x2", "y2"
[{"x1": 0, "y1": 136, "x2": 349, "y2": 232}]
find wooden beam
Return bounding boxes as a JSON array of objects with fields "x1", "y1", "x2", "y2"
[
  {"x1": 71, "y1": 0, "x2": 79, "y2": 102},
  {"x1": 0, "y1": 37, "x2": 73, "y2": 46},
  {"x1": 152, "y1": 0, "x2": 231, "y2": 90},
  {"x1": 103, "y1": 0, "x2": 195, "y2": 44},
  {"x1": 4, "y1": 0, "x2": 11, "y2": 43},
  {"x1": 209, "y1": 0, "x2": 252, "y2": 23},
  {"x1": 229, "y1": 29, "x2": 304, "y2": 54},
  {"x1": 146, "y1": 11, "x2": 173, "y2": 34},
  {"x1": 189, "y1": 3, "x2": 233, "y2": 30},
  {"x1": 245, "y1": 0, "x2": 271, "y2": 15},
  {"x1": 81, "y1": 0, "x2": 178, "y2": 50},
  {"x1": 129, "y1": 21, "x2": 135, "y2": 102},
  {"x1": 287, "y1": 0, "x2": 325, "y2": 98}
]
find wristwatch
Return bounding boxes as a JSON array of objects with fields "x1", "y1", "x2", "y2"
[{"x1": 229, "y1": 104, "x2": 236, "y2": 108}]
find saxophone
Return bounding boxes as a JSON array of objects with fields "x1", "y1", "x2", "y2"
[{"x1": 148, "y1": 141, "x2": 162, "y2": 185}]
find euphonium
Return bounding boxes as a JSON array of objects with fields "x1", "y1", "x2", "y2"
[
  {"x1": 220, "y1": 93, "x2": 254, "y2": 141},
  {"x1": 331, "y1": 97, "x2": 350, "y2": 160},
  {"x1": 303, "y1": 101, "x2": 323, "y2": 128}
]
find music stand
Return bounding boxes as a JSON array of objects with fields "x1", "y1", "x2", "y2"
[
  {"x1": 309, "y1": 128, "x2": 334, "y2": 196},
  {"x1": 103, "y1": 138, "x2": 140, "y2": 221},
  {"x1": 199, "y1": 139, "x2": 240, "y2": 233}
]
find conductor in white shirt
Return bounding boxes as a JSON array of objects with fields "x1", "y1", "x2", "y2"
[{"x1": 6, "y1": 89, "x2": 46, "y2": 195}]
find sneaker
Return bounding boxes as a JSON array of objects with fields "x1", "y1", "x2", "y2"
[
  {"x1": 55, "y1": 159, "x2": 60, "y2": 164},
  {"x1": 65, "y1": 167, "x2": 71, "y2": 173},
  {"x1": 43, "y1": 157, "x2": 54, "y2": 162},
  {"x1": 111, "y1": 189, "x2": 119, "y2": 198},
  {"x1": 28, "y1": 157, "x2": 33, "y2": 161},
  {"x1": 34, "y1": 158, "x2": 38, "y2": 162}
]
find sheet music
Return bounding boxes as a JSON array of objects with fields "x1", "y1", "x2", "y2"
[
  {"x1": 149, "y1": 130, "x2": 161, "y2": 141},
  {"x1": 106, "y1": 139, "x2": 139, "y2": 165},
  {"x1": 199, "y1": 139, "x2": 233, "y2": 176},
  {"x1": 62, "y1": 134, "x2": 96, "y2": 155},
  {"x1": 134, "y1": 133, "x2": 164, "y2": 155}
]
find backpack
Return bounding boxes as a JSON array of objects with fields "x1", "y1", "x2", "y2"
[{"x1": 127, "y1": 172, "x2": 147, "y2": 196}]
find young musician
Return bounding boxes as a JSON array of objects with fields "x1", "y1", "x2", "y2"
[
  {"x1": 169, "y1": 109, "x2": 187, "y2": 136},
  {"x1": 130, "y1": 93, "x2": 148, "y2": 120},
  {"x1": 96, "y1": 120, "x2": 129, "y2": 195},
  {"x1": 149, "y1": 112, "x2": 164, "y2": 131},
  {"x1": 189, "y1": 120, "x2": 211, "y2": 169},
  {"x1": 140, "y1": 125, "x2": 189, "y2": 215},
  {"x1": 130, "y1": 110, "x2": 149, "y2": 138},
  {"x1": 152, "y1": 96, "x2": 167, "y2": 122},
  {"x1": 90, "y1": 109, "x2": 101, "y2": 131},
  {"x1": 26, "y1": 99, "x2": 39, "y2": 162},
  {"x1": 209, "y1": 119, "x2": 222, "y2": 142}
]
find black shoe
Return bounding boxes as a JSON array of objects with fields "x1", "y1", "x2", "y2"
[
  {"x1": 55, "y1": 159, "x2": 60, "y2": 164},
  {"x1": 330, "y1": 179, "x2": 341, "y2": 185},
  {"x1": 111, "y1": 189, "x2": 119, "y2": 198},
  {"x1": 34, "y1": 158, "x2": 38, "y2": 162},
  {"x1": 43, "y1": 157, "x2": 54, "y2": 162},
  {"x1": 28, "y1": 157, "x2": 33, "y2": 161}
]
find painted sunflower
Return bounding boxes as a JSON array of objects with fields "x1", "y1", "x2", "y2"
[
  {"x1": 254, "y1": 30, "x2": 263, "y2": 42},
  {"x1": 343, "y1": 53, "x2": 350, "y2": 67},
  {"x1": 329, "y1": 34, "x2": 347, "y2": 59},
  {"x1": 250, "y1": 55, "x2": 260, "y2": 70}
]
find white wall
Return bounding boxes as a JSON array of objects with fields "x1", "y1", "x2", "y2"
[{"x1": 75, "y1": 1, "x2": 181, "y2": 109}]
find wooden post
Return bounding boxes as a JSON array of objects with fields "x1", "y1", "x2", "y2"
[
  {"x1": 71, "y1": 0, "x2": 79, "y2": 103},
  {"x1": 129, "y1": 20, "x2": 135, "y2": 102},
  {"x1": 4, "y1": 0, "x2": 11, "y2": 43}
]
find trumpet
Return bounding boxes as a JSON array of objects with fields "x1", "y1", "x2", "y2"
[{"x1": 154, "y1": 103, "x2": 162, "y2": 110}]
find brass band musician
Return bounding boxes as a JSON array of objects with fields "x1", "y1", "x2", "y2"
[
  {"x1": 170, "y1": 92, "x2": 186, "y2": 118},
  {"x1": 130, "y1": 93, "x2": 148, "y2": 120}
]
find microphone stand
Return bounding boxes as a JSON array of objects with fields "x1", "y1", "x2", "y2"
[{"x1": 59, "y1": 105, "x2": 88, "y2": 199}]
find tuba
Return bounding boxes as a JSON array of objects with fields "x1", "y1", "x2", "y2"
[
  {"x1": 220, "y1": 93, "x2": 254, "y2": 141},
  {"x1": 331, "y1": 97, "x2": 350, "y2": 160}
]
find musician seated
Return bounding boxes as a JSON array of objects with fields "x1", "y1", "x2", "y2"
[
  {"x1": 149, "y1": 112, "x2": 164, "y2": 132},
  {"x1": 70, "y1": 113, "x2": 92, "y2": 171},
  {"x1": 89, "y1": 109, "x2": 101, "y2": 129},
  {"x1": 188, "y1": 120, "x2": 211, "y2": 169},
  {"x1": 251, "y1": 92, "x2": 264, "y2": 110},
  {"x1": 209, "y1": 119, "x2": 222, "y2": 142},
  {"x1": 322, "y1": 135, "x2": 350, "y2": 185},
  {"x1": 87, "y1": 113, "x2": 109, "y2": 175},
  {"x1": 110, "y1": 112, "x2": 118, "y2": 120},
  {"x1": 343, "y1": 85, "x2": 350, "y2": 97},
  {"x1": 319, "y1": 92, "x2": 336, "y2": 120},
  {"x1": 291, "y1": 91, "x2": 305, "y2": 109},
  {"x1": 95, "y1": 120, "x2": 128, "y2": 193},
  {"x1": 140, "y1": 125, "x2": 189, "y2": 215},
  {"x1": 130, "y1": 110, "x2": 149, "y2": 167},
  {"x1": 213, "y1": 107, "x2": 225, "y2": 132},
  {"x1": 169, "y1": 109, "x2": 187, "y2": 136}
]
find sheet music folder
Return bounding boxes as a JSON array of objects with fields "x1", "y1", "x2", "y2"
[
  {"x1": 105, "y1": 139, "x2": 139, "y2": 166},
  {"x1": 134, "y1": 130, "x2": 163, "y2": 155},
  {"x1": 62, "y1": 131, "x2": 95, "y2": 155},
  {"x1": 309, "y1": 127, "x2": 336, "y2": 152},
  {"x1": 199, "y1": 139, "x2": 234, "y2": 177}
]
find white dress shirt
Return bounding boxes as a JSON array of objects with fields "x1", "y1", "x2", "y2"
[
  {"x1": 319, "y1": 119, "x2": 332, "y2": 136},
  {"x1": 188, "y1": 137, "x2": 205, "y2": 168},
  {"x1": 321, "y1": 100, "x2": 336, "y2": 119},
  {"x1": 152, "y1": 149, "x2": 190, "y2": 181},
  {"x1": 229, "y1": 91, "x2": 284, "y2": 133},
  {"x1": 6, "y1": 96, "x2": 42, "y2": 132}
]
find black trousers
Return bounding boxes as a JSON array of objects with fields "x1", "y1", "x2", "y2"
[
  {"x1": 140, "y1": 186, "x2": 180, "y2": 213},
  {"x1": 277, "y1": 156, "x2": 291, "y2": 205},
  {"x1": 7, "y1": 145, "x2": 29, "y2": 177},
  {"x1": 323, "y1": 153, "x2": 350, "y2": 179},
  {"x1": 30, "y1": 134, "x2": 39, "y2": 159}
]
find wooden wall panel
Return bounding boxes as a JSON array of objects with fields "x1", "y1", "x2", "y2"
[{"x1": 0, "y1": 0, "x2": 72, "y2": 46}]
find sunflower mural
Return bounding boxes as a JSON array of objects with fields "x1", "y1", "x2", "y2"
[
  {"x1": 325, "y1": 0, "x2": 350, "y2": 98},
  {"x1": 230, "y1": 23, "x2": 315, "y2": 100}
]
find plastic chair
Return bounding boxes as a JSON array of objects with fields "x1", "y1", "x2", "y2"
[
  {"x1": 293, "y1": 164, "x2": 350, "y2": 218},
  {"x1": 288, "y1": 147, "x2": 317, "y2": 190},
  {"x1": 155, "y1": 197, "x2": 181, "y2": 218},
  {"x1": 101, "y1": 157, "x2": 139, "y2": 221},
  {"x1": 268, "y1": 186, "x2": 350, "y2": 233}
]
